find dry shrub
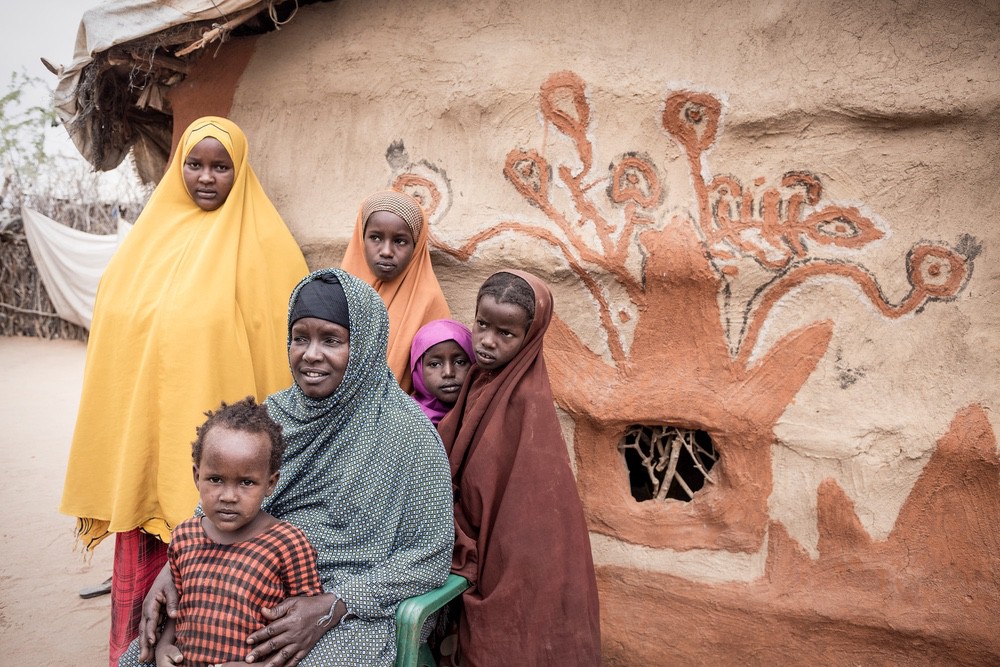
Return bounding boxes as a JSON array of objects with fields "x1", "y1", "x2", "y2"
[
  {"x1": 1, "y1": 71, "x2": 149, "y2": 339},
  {"x1": 0, "y1": 199, "x2": 138, "y2": 340}
]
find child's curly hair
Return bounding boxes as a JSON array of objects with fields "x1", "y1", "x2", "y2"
[
  {"x1": 476, "y1": 271, "x2": 535, "y2": 325},
  {"x1": 192, "y1": 396, "x2": 285, "y2": 473}
]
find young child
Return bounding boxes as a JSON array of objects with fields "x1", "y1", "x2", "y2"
[
  {"x1": 409, "y1": 319, "x2": 475, "y2": 425},
  {"x1": 436, "y1": 270, "x2": 601, "y2": 666},
  {"x1": 154, "y1": 397, "x2": 322, "y2": 667},
  {"x1": 340, "y1": 190, "x2": 450, "y2": 391}
]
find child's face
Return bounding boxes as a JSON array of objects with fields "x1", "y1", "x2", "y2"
[
  {"x1": 473, "y1": 295, "x2": 530, "y2": 372},
  {"x1": 363, "y1": 211, "x2": 415, "y2": 282},
  {"x1": 193, "y1": 426, "x2": 278, "y2": 539},
  {"x1": 182, "y1": 137, "x2": 235, "y2": 211},
  {"x1": 421, "y1": 339, "x2": 472, "y2": 405}
]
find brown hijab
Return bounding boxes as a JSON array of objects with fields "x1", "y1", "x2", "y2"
[{"x1": 438, "y1": 270, "x2": 601, "y2": 666}]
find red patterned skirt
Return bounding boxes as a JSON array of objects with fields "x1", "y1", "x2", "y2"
[{"x1": 109, "y1": 529, "x2": 167, "y2": 667}]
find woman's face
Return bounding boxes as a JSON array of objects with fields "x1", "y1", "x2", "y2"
[
  {"x1": 473, "y1": 295, "x2": 530, "y2": 372},
  {"x1": 363, "y1": 211, "x2": 415, "y2": 282},
  {"x1": 183, "y1": 137, "x2": 235, "y2": 211},
  {"x1": 289, "y1": 317, "x2": 351, "y2": 399}
]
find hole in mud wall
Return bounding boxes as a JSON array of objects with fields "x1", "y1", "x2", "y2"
[{"x1": 619, "y1": 425, "x2": 717, "y2": 502}]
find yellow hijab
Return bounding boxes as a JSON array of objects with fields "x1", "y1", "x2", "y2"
[
  {"x1": 341, "y1": 190, "x2": 450, "y2": 391},
  {"x1": 60, "y1": 117, "x2": 309, "y2": 548}
]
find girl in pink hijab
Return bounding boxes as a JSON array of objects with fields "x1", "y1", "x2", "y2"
[{"x1": 410, "y1": 319, "x2": 475, "y2": 425}]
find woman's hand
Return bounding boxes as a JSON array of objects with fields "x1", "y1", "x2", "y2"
[
  {"x1": 138, "y1": 564, "x2": 179, "y2": 662},
  {"x1": 244, "y1": 593, "x2": 339, "y2": 667},
  {"x1": 154, "y1": 641, "x2": 183, "y2": 666},
  {"x1": 153, "y1": 615, "x2": 181, "y2": 666}
]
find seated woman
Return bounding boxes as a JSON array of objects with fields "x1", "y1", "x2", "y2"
[
  {"x1": 124, "y1": 269, "x2": 454, "y2": 667},
  {"x1": 341, "y1": 190, "x2": 451, "y2": 391}
]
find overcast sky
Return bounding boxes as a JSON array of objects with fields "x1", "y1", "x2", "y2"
[
  {"x1": 1, "y1": 1, "x2": 141, "y2": 201},
  {"x1": 1, "y1": 1, "x2": 100, "y2": 101}
]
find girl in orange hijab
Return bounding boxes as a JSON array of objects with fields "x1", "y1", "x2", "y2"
[
  {"x1": 59, "y1": 117, "x2": 308, "y2": 666},
  {"x1": 340, "y1": 190, "x2": 450, "y2": 391}
]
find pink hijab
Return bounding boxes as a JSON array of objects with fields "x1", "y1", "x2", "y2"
[{"x1": 409, "y1": 319, "x2": 475, "y2": 425}]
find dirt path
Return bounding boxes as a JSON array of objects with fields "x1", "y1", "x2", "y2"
[{"x1": 0, "y1": 336, "x2": 113, "y2": 665}]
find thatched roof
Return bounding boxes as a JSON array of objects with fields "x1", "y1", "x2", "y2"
[{"x1": 50, "y1": 0, "x2": 327, "y2": 183}]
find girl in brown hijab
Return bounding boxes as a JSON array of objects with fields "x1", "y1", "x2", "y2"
[
  {"x1": 341, "y1": 190, "x2": 450, "y2": 391},
  {"x1": 438, "y1": 270, "x2": 601, "y2": 666}
]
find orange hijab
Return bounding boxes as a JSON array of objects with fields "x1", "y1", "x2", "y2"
[
  {"x1": 438, "y1": 270, "x2": 601, "y2": 665},
  {"x1": 60, "y1": 117, "x2": 309, "y2": 548},
  {"x1": 340, "y1": 190, "x2": 450, "y2": 391}
]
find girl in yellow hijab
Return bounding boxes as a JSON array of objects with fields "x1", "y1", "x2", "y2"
[
  {"x1": 59, "y1": 117, "x2": 308, "y2": 666},
  {"x1": 341, "y1": 190, "x2": 450, "y2": 391}
]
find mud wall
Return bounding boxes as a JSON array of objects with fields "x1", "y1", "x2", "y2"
[{"x1": 174, "y1": 0, "x2": 1000, "y2": 662}]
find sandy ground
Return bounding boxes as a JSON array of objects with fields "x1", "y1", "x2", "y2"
[{"x1": 0, "y1": 336, "x2": 113, "y2": 665}]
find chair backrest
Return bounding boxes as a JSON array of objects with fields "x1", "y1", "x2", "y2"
[{"x1": 394, "y1": 574, "x2": 471, "y2": 667}]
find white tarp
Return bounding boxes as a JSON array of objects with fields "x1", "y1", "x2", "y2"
[
  {"x1": 52, "y1": 0, "x2": 265, "y2": 174},
  {"x1": 65, "y1": 0, "x2": 261, "y2": 60},
  {"x1": 21, "y1": 207, "x2": 132, "y2": 330}
]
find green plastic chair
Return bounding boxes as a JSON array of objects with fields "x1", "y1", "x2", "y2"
[{"x1": 394, "y1": 573, "x2": 470, "y2": 667}]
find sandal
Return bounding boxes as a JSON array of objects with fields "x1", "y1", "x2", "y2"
[{"x1": 79, "y1": 576, "x2": 112, "y2": 599}]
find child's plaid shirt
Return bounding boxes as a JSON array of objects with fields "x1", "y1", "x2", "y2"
[{"x1": 169, "y1": 517, "x2": 323, "y2": 666}]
